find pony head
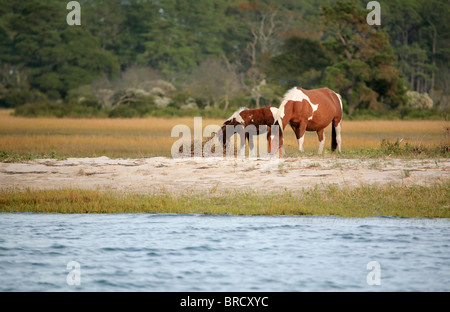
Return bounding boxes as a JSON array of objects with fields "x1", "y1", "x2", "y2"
[{"x1": 215, "y1": 107, "x2": 247, "y2": 146}]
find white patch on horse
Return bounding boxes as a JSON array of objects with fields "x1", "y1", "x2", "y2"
[
  {"x1": 277, "y1": 87, "x2": 296, "y2": 120},
  {"x1": 269, "y1": 107, "x2": 278, "y2": 119},
  {"x1": 225, "y1": 107, "x2": 247, "y2": 125},
  {"x1": 298, "y1": 135, "x2": 305, "y2": 152},
  {"x1": 318, "y1": 134, "x2": 326, "y2": 154},
  {"x1": 235, "y1": 112, "x2": 245, "y2": 124},
  {"x1": 335, "y1": 92, "x2": 343, "y2": 111},
  {"x1": 335, "y1": 121, "x2": 342, "y2": 153},
  {"x1": 277, "y1": 87, "x2": 319, "y2": 124}
]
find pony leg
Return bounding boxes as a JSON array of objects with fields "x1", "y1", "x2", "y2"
[
  {"x1": 224, "y1": 131, "x2": 233, "y2": 156},
  {"x1": 265, "y1": 127, "x2": 271, "y2": 155},
  {"x1": 248, "y1": 135, "x2": 257, "y2": 157},
  {"x1": 293, "y1": 124, "x2": 307, "y2": 152},
  {"x1": 278, "y1": 133, "x2": 284, "y2": 157},
  {"x1": 238, "y1": 133, "x2": 246, "y2": 157},
  {"x1": 298, "y1": 136, "x2": 305, "y2": 152},
  {"x1": 335, "y1": 121, "x2": 342, "y2": 154},
  {"x1": 268, "y1": 124, "x2": 283, "y2": 156},
  {"x1": 317, "y1": 129, "x2": 325, "y2": 154},
  {"x1": 278, "y1": 127, "x2": 285, "y2": 157},
  {"x1": 332, "y1": 119, "x2": 342, "y2": 154}
]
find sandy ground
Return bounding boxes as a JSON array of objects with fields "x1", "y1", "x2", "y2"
[{"x1": 0, "y1": 156, "x2": 448, "y2": 195}]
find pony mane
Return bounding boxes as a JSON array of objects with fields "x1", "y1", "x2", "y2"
[
  {"x1": 224, "y1": 107, "x2": 248, "y2": 124},
  {"x1": 274, "y1": 87, "x2": 299, "y2": 129},
  {"x1": 280, "y1": 87, "x2": 300, "y2": 107}
]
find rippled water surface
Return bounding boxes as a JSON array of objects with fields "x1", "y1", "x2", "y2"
[{"x1": 0, "y1": 213, "x2": 449, "y2": 291}]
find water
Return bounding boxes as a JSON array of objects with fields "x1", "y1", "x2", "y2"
[{"x1": 0, "y1": 213, "x2": 449, "y2": 292}]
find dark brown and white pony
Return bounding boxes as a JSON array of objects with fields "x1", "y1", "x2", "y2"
[
  {"x1": 272, "y1": 87, "x2": 343, "y2": 155},
  {"x1": 216, "y1": 106, "x2": 280, "y2": 156}
]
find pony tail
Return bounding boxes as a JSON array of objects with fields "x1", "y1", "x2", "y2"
[{"x1": 331, "y1": 120, "x2": 337, "y2": 152}]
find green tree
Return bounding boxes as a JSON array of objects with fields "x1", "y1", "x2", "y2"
[
  {"x1": 321, "y1": 0, "x2": 406, "y2": 117},
  {"x1": 382, "y1": 0, "x2": 450, "y2": 107},
  {"x1": 0, "y1": 0, "x2": 118, "y2": 102},
  {"x1": 136, "y1": 0, "x2": 228, "y2": 76},
  {"x1": 382, "y1": 0, "x2": 433, "y2": 94},
  {"x1": 83, "y1": 0, "x2": 151, "y2": 70},
  {"x1": 269, "y1": 36, "x2": 332, "y2": 88}
]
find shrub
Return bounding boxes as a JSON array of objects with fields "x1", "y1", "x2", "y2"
[
  {"x1": 108, "y1": 105, "x2": 140, "y2": 118},
  {"x1": 108, "y1": 95, "x2": 156, "y2": 118},
  {"x1": 406, "y1": 91, "x2": 433, "y2": 109},
  {"x1": 14, "y1": 99, "x2": 104, "y2": 118},
  {"x1": 0, "y1": 89, "x2": 49, "y2": 108},
  {"x1": 14, "y1": 102, "x2": 67, "y2": 117}
]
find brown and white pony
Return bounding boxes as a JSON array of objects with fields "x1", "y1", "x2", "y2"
[
  {"x1": 272, "y1": 87, "x2": 343, "y2": 155},
  {"x1": 216, "y1": 106, "x2": 280, "y2": 156}
]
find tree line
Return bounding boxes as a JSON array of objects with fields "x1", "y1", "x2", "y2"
[{"x1": 0, "y1": 0, "x2": 448, "y2": 119}]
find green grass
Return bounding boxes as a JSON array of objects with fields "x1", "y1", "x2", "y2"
[
  {"x1": 283, "y1": 138, "x2": 449, "y2": 159},
  {"x1": 0, "y1": 150, "x2": 65, "y2": 162},
  {"x1": 1, "y1": 181, "x2": 449, "y2": 218}
]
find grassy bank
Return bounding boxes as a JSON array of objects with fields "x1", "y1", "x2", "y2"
[{"x1": 1, "y1": 181, "x2": 449, "y2": 218}]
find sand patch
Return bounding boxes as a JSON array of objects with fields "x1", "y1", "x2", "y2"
[{"x1": 0, "y1": 156, "x2": 448, "y2": 195}]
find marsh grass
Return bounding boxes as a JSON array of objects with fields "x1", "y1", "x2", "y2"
[
  {"x1": 2, "y1": 110, "x2": 448, "y2": 217},
  {"x1": 1, "y1": 109, "x2": 448, "y2": 160},
  {"x1": 1, "y1": 181, "x2": 449, "y2": 217}
]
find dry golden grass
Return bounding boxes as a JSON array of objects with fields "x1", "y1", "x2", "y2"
[
  {"x1": 283, "y1": 119, "x2": 449, "y2": 153},
  {"x1": 0, "y1": 109, "x2": 448, "y2": 158},
  {"x1": 0, "y1": 110, "x2": 220, "y2": 157}
]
